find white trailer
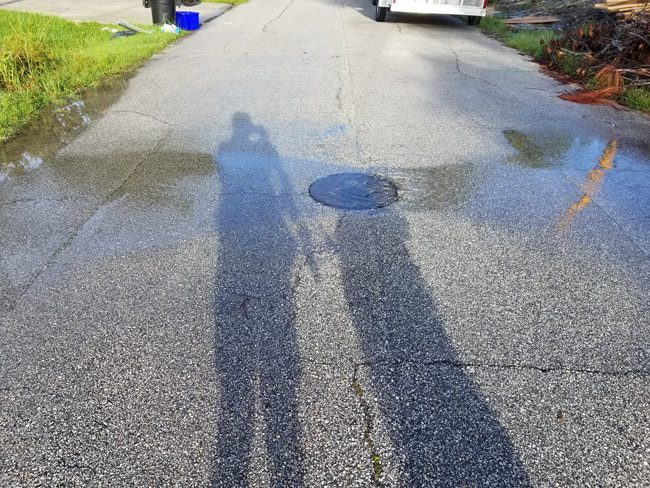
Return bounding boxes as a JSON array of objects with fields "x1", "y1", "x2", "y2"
[{"x1": 373, "y1": 0, "x2": 487, "y2": 24}]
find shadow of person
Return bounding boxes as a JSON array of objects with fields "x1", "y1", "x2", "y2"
[
  {"x1": 212, "y1": 113, "x2": 305, "y2": 487},
  {"x1": 336, "y1": 211, "x2": 530, "y2": 486}
]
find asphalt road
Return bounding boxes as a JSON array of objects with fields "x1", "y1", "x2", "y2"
[{"x1": 1, "y1": 0, "x2": 649, "y2": 486}]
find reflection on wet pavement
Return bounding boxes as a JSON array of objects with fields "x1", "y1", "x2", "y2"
[
  {"x1": 0, "y1": 153, "x2": 43, "y2": 183},
  {"x1": 503, "y1": 129, "x2": 572, "y2": 168},
  {"x1": 2, "y1": 114, "x2": 649, "y2": 301},
  {"x1": 0, "y1": 75, "x2": 128, "y2": 183},
  {"x1": 462, "y1": 132, "x2": 649, "y2": 258},
  {"x1": 387, "y1": 164, "x2": 478, "y2": 211},
  {"x1": 557, "y1": 140, "x2": 618, "y2": 233}
]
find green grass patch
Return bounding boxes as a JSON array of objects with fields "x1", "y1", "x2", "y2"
[
  {"x1": 620, "y1": 88, "x2": 650, "y2": 113},
  {"x1": 0, "y1": 10, "x2": 183, "y2": 142},
  {"x1": 479, "y1": 15, "x2": 510, "y2": 38},
  {"x1": 480, "y1": 16, "x2": 557, "y2": 58},
  {"x1": 504, "y1": 29, "x2": 557, "y2": 58}
]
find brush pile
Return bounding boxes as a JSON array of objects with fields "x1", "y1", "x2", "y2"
[
  {"x1": 594, "y1": 0, "x2": 649, "y2": 17},
  {"x1": 495, "y1": 0, "x2": 607, "y2": 24},
  {"x1": 533, "y1": 3, "x2": 650, "y2": 105}
]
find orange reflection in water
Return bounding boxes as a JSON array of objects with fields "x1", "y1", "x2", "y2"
[{"x1": 556, "y1": 139, "x2": 618, "y2": 233}]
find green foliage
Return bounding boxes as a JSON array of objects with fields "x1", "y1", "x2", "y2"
[
  {"x1": 555, "y1": 52, "x2": 584, "y2": 78},
  {"x1": 480, "y1": 16, "x2": 557, "y2": 58},
  {"x1": 0, "y1": 10, "x2": 182, "y2": 141},
  {"x1": 479, "y1": 15, "x2": 510, "y2": 37},
  {"x1": 621, "y1": 88, "x2": 650, "y2": 112},
  {"x1": 505, "y1": 29, "x2": 557, "y2": 57},
  {"x1": 0, "y1": 31, "x2": 57, "y2": 90}
]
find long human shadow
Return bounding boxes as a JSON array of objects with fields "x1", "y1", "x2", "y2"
[
  {"x1": 211, "y1": 113, "x2": 304, "y2": 486},
  {"x1": 336, "y1": 211, "x2": 530, "y2": 486}
]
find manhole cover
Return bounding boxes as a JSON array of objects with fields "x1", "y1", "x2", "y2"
[{"x1": 309, "y1": 173, "x2": 398, "y2": 210}]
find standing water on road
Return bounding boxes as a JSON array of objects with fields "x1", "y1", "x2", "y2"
[{"x1": 0, "y1": 75, "x2": 128, "y2": 183}]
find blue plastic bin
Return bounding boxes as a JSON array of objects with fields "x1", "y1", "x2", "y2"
[{"x1": 176, "y1": 11, "x2": 199, "y2": 30}]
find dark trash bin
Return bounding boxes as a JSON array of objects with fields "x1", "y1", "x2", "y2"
[{"x1": 144, "y1": 0, "x2": 176, "y2": 24}]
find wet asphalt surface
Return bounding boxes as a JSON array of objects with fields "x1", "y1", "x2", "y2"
[{"x1": 1, "y1": 0, "x2": 650, "y2": 486}]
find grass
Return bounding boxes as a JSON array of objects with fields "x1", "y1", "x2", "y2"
[
  {"x1": 621, "y1": 88, "x2": 650, "y2": 112},
  {"x1": 504, "y1": 29, "x2": 557, "y2": 58},
  {"x1": 0, "y1": 10, "x2": 183, "y2": 142},
  {"x1": 479, "y1": 15, "x2": 558, "y2": 57}
]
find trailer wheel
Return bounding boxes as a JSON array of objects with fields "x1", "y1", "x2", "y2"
[
  {"x1": 375, "y1": 5, "x2": 387, "y2": 21},
  {"x1": 467, "y1": 16, "x2": 481, "y2": 25}
]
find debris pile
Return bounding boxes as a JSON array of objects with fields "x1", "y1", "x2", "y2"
[
  {"x1": 594, "y1": 0, "x2": 650, "y2": 17},
  {"x1": 541, "y1": 9, "x2": 649, "y2": 104},
  {"x1": 495, "y1": 0, "x2": 650, "y2": 106},
  {"x1": 495, "y1": 0, "x2": 606, "y2": 25}
]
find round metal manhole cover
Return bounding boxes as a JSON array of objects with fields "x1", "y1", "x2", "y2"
[{"x1": 309, "y1": 173, "x2": 398, "y2": 210}]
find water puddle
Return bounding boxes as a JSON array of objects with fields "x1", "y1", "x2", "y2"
[
  {"x1": 386, "y1": 164, "x2": 479, "y2": 211},
  {"x1": 556, "y1": 139, "x2": 618, "y2": 233},
  {"x1": 461, "y1": 130, "x2": 650, "y2": 255},
  {"x1": 0, "y1": 74, "x2": 129, "y2": 183},
  {"x1": 309, "y1": 173, "x2": 398, "y2": 210},
  {"x1": 502, "y1": 129, "x2": 573, "y2": 168}
]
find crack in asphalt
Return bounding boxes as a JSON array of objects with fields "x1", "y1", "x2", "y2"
[
  {"x1": 1, "y1": 131, "x2": 171, "y2": 316},
  {"x1": 354, "y1": 358, "x2": 650, "y2": 377},
  {"x1": 450, "y1": 46, "x2": 500, "y2": 90},
  {"x1": 351, "y1": 364, "x2": 384, "y2": 487},
  {"x1": 110, "y1": 110, "x2": 173, "y2": 127},
  {"x1": 0, "y1": 196, "x2": 92, "y2": 206},
  {"x1": 262, "y1": 0, "x2": 294, "y2": 33}
]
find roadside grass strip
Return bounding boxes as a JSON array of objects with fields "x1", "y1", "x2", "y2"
[
  {"x1": 480, "y1": 15, "x2": 558, "y2": 57},
  {"x1": 0, "y1": 10, "x2": 183, "y2": 142}
]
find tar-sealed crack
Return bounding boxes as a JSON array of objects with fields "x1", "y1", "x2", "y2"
[
  {"x1": 351, "y1": 364, "x2": 384, "y2": 487},
  {"x1": 240, "y1": 296, "x2": 251, "y2": 318}
]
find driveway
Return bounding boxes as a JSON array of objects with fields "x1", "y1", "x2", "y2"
[{"x1": 1, "y1": 0, "x2": 649, "y2": 485}]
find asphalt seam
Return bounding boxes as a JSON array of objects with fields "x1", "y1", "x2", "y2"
[
  {"x1": 336, "y1": 0, "x2": 366, "y2": 163},
  {"x1": 354, "y1": 358, "x2": 650, "y2": 377}
]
